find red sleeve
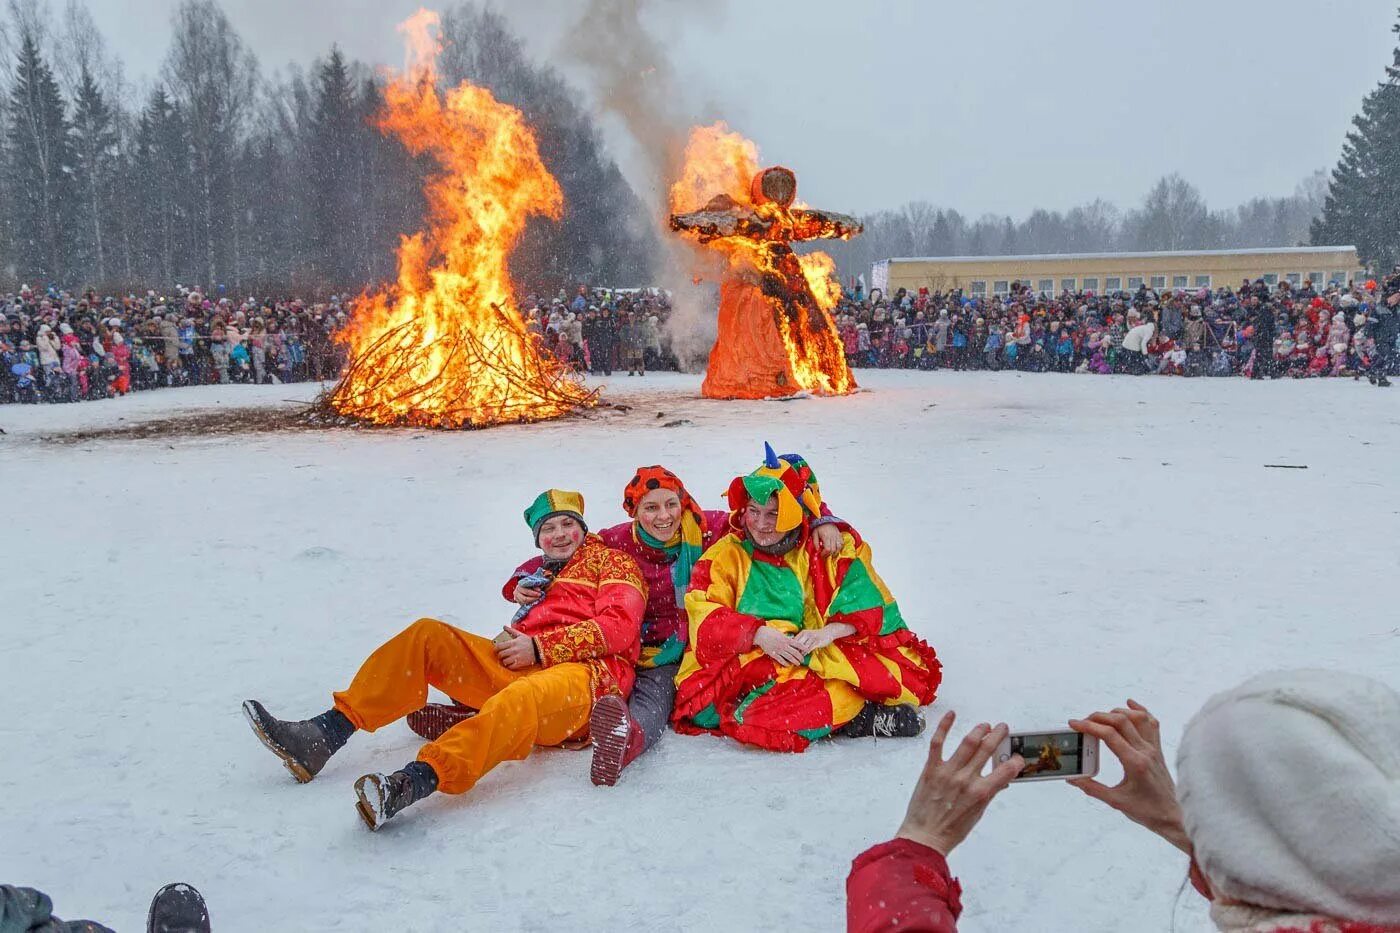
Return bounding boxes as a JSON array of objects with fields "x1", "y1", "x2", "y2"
[
  {"x1": 847, "y1": 838, "x2": 961, "y2": 933},
  {"x1": 535, "y1": 568, "x2": 645, "y2": 666},
  {"x1": 501, "y1": 556, "x2": 545, "y2": 602}
]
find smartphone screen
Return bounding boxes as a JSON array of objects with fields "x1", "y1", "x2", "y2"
[{"x1": 1008, "y1": 730, "x2": 1086, "y2": 781}]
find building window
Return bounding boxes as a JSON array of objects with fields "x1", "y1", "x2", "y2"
[
  {"x1": 1082, "y1": 277, "x2": 1099, "y2": 293},
  {"x1": 1060, "y1": 278, "x2": 1076, "y2": 292},
  {"x1": 970, "y1": 280, "x2": 987, "y2": 296},
  {"x1": 1172, "y1": 275, "x2": 1188, "y2": 288},
  {"x1": 1150, "y1": 275, "x2": 1166, "y2": 289},
  {"x1": 1128, "y1": 276, "x2": 1144, "y2": 290},
  {"x1": 1194, "y1": 275, "x2": 1212, "y2": 288},
  {"x1": 1308, "y1": 272, "x2": 1324, "y2": 287},
  {"x1": 1329, "y1": 271, "x2": 1347, "y2": 285},
  {"x1": 1105, "y1": 276, "x2": 1122, "y2": 292},
  {"x1": 1262, "y1": 273, "x2": 1278, "y2": 287},
  {"x1": 1037, "y1": 278, "x2": 1054, "y2": 294},
  {"x1": 1285, "y1": 273, "x2": 1301, "y2": 286},
  {"x1": 994, "y1": 280, "x2": 1009, "y2": 295}
]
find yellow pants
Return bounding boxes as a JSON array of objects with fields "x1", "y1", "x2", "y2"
[{"x1": 332, "y1": 618, "x2": 593, "y2": 795}]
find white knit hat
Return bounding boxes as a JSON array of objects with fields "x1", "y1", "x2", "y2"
[{"x1": 1176, "y1": 670, "x2": 1400, "y2": 924}]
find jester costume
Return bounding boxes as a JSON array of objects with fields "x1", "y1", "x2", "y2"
[{"x1": 672, "y1": 450, "x2": 941, "y2": 752}]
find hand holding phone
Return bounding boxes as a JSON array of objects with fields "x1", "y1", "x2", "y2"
[{"x1": 1066, "y1": 701, "x2": 1191, "y2": 854}]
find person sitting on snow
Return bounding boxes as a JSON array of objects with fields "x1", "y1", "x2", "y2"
[
  {"x1": 242, "y1": 489, "x2": 646, "y2": 830},
  {"x1": 672, "y1": 445, "x2": 942, "y2": 751},
  {"x1": 406, "y1": 467, "x2": 849, "y2": 786}
]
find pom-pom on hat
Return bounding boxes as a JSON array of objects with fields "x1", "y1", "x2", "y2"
[
  {"x1": 726, "y1": 443, "x2": 822, "y2": 534},
  {"x1": 524, "y1": 489, "x2": 587, "y2": 545}
]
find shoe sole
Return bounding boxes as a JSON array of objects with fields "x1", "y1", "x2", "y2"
[
  {"x1": 405, "y1": 704, "x2": 476, "y2": 741},
  {"x1": 588, "y1": 696, "x2": 631, "y2": 787},
  {"x1": 242, "y1": 700, "x2": 314, "y2": 784},
  {"x1": 354, "y1": 774, "x2": 385, "y2": 831}
]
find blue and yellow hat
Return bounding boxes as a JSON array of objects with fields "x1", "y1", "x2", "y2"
[{"x1": 725, "y1": 443, "x2": 823, "y2": 534}]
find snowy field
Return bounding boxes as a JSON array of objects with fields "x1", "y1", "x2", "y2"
[{"x1": 3, "y1": 370, "x2": 1398, "y2": 932}]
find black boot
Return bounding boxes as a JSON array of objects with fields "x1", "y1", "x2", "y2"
[
  {"x1": 354, "y1": 761, "x2": 438, "y2": 831},
  {"x1": 242, "y1": 700, "x2": 353, "y2": 783},
  {"x1": 146, "y1": 883, "x2": 210, "y2": 933},
  {"x1": 839, "y1": 703, "x2": 927, "y2": 738}
]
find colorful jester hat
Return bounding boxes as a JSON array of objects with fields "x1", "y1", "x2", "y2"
[
  {"x1": 726, "y1": 443, "x2": 823, "y2": 534},
  {"x1": 524, "y1": 489, "x2": 587, "y2": 545}
]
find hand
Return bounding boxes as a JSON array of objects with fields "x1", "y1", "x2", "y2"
[
  {"x1": 1067, "y1": 700, "x2": 1190, "y2": 854},
  {"x1": 753, "y1": 626, "x2": 806, "y2": 667},
  {"x1": 790, "y1": 622, "x2": 855, "y2": 653},
  {"x1": 512, "y1": 583, "x2": 542, "y2": 606},
  {"x1": 896, "y1": 713, "x2": 1022, "y2": 856},
  {"x1": 494, "y1": 627, "x2": 538, "y2": 671},
  {"x1": 813, "y1": 522, "x2": 843, "y2": 556}
]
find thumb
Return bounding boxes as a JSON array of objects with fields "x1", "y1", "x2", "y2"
[{"x1": 504, "y1": 626, "x2": 523, "y2": 637}]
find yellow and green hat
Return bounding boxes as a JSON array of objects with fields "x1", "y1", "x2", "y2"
[
  {"x1": 524, "y1": 489, "x2": 587, "y2": 544},
  {"x1": 725, "y1": 443, "x2": 823, "y2": 534}
]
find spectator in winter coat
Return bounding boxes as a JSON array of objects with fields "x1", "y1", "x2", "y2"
[
  {"x1": 1119, "y1": 315, "x2": 1155, "y2": 374},
  {"x1": 848, "y1": 670, "x2": 1400, "y2": 933},
  {"x1": 242, "y1": 489, "x2": 645, "y2": 831}
]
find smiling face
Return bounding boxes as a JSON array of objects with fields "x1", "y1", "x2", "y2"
[
  {"x1": 538, "y1": 515, "x2": 585, "y2": 561},
  {"x1": 744, "y1": 494, "x2": 785, "y2": 547},
  {"x1": 636, "y1": 488, "x2": 683, "y2": 542}
]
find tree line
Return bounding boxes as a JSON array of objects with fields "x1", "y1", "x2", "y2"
[{"x1": 0, "y1": 0, "x2": 657, "y2": 295}]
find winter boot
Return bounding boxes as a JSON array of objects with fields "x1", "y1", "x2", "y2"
[
  {"x1": 354, "y1": 761, "x2": 438, "y2": 831},
  {"x1": 242, "y1": 700, "x2": 353, "y2": 783},
  {"x1": 588, "y1": 694, "x2": 646, "y2": 787},
  {"x1": 406, "y1": 703, "x2": 477, "y2": 741},
  {"x1": 146, "y1": 883, "x2": 210, "y2": 933},
  {"x1": 839, "y1": 703, "x2": 927, "y2": 739}
]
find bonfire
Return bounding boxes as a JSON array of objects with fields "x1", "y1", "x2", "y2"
[
  {"x1": 669, "y1": 123, "x2": 862, "y2": 400},
  {"x1": 324, "y1": 10, "x2": 594, "y2": 429}
]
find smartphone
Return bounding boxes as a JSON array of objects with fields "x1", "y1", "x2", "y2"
[{"x1": 997, "y1": 729, "x2": 1099, "y2": 783}]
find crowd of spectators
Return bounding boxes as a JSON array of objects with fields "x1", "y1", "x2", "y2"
[
  {"x1": 522, "y1": 286, "x2": 676, "y2": 376},
  {"x1": 837, "y1": 271, "x2": 1400, "y2": 386},
  {"x1": 0, "y1": 285, "x2": 351, "y2": 404},
  {"x1": 6, "y1": 271, "x2": 1398, "y2": 405},
  {"x1": 0, "y1": 284, "x2": 680, "y2": 405}
]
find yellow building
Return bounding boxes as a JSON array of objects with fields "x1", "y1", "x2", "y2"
[{"x1": 872, "y1": 246, "x2": 1365, "y2": 299}]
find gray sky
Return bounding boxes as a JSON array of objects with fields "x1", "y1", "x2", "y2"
[{"x1": 87, "y1": 0, "x2": 1397, "y2": 217}]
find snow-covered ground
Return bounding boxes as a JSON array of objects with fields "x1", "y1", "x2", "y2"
[{"x1": 3, "y1": 370, "x2": 1397, "y2": 932}]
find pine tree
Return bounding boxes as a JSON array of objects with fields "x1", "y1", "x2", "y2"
[
  {"x1": 309, "y1": 46, "x2": 359, "y2": 285},
  {"x1": 131, "y1": 86, "x2": 194, "y2": 283},
  {"x1": 70, "y1": 62, "x2": 121, "y2": 284},
  {"x1": 1313, "y1": 8, "x2": 1400, "y2": 267},
  {"x1": 5, "y1": 34, "x2": 76, "y2": 284}
]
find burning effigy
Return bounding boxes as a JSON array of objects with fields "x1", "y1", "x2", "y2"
[
  {"x1": 324, "y1": 11, "x2": 594, "y2": 429},
  {"x1": 669, "y1": 123, "x2": 862, "y2": 400}
]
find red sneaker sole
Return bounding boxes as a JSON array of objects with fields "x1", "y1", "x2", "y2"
[
  {"x1": 406, "y1": 704, "x2": 476, "y2": 741},
  {"x1": 589, "y1": 696, "x2": 632, "y2": 787}
]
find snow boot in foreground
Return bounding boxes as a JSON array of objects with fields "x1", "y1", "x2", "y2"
[
  {"x1": 242, "y1": 700, "x2": 343, "y2": 783},
  {"x1": 589, "y1": 694, "x2": 646, "y2": 787},
  {"x1": 146, "y1": 882, "x2": 210, "y2": 933},
  {"x1": 354, "y1": 762, "x2": 437, "y2": 831},
  {"x1": 839, "y1": 703, "x2": 927, "y2": 739},
  {"x1": 406, "y1": 702, "x2": 477, "y2": 741}
]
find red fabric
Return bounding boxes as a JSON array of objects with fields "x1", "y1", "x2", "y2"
[
  {"x1": 847, "y1": 838, "x2": 962, "y2": 933},
  {"x1": 598, "y1": 509, "x2": 729, "y2": 651},
  {"x1": 500, "y1": 535, "x2": 645, "y2": 699}
]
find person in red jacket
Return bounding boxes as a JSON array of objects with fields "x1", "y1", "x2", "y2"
[
  {"x1": 242, "y1": 489, "x2": 646, "y2": 831},
  {"x1": 846, "y1": 714, "x2": 1023, "y2": 932}
]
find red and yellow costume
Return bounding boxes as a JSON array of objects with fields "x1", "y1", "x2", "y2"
[
  {"x1": 672, "y1": 451, "x2": 941, "y2": 751},
  {"x1": 332, "y1": 532, "x2": 645, "y2": 794}
]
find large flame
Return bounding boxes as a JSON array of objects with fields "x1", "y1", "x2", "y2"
[
  {"x1": 669, "y1": 122, "x2": 856, "y2": 398},
  {"x1": 328, "y1": 9, "x2": 594, "y2": 428}
]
